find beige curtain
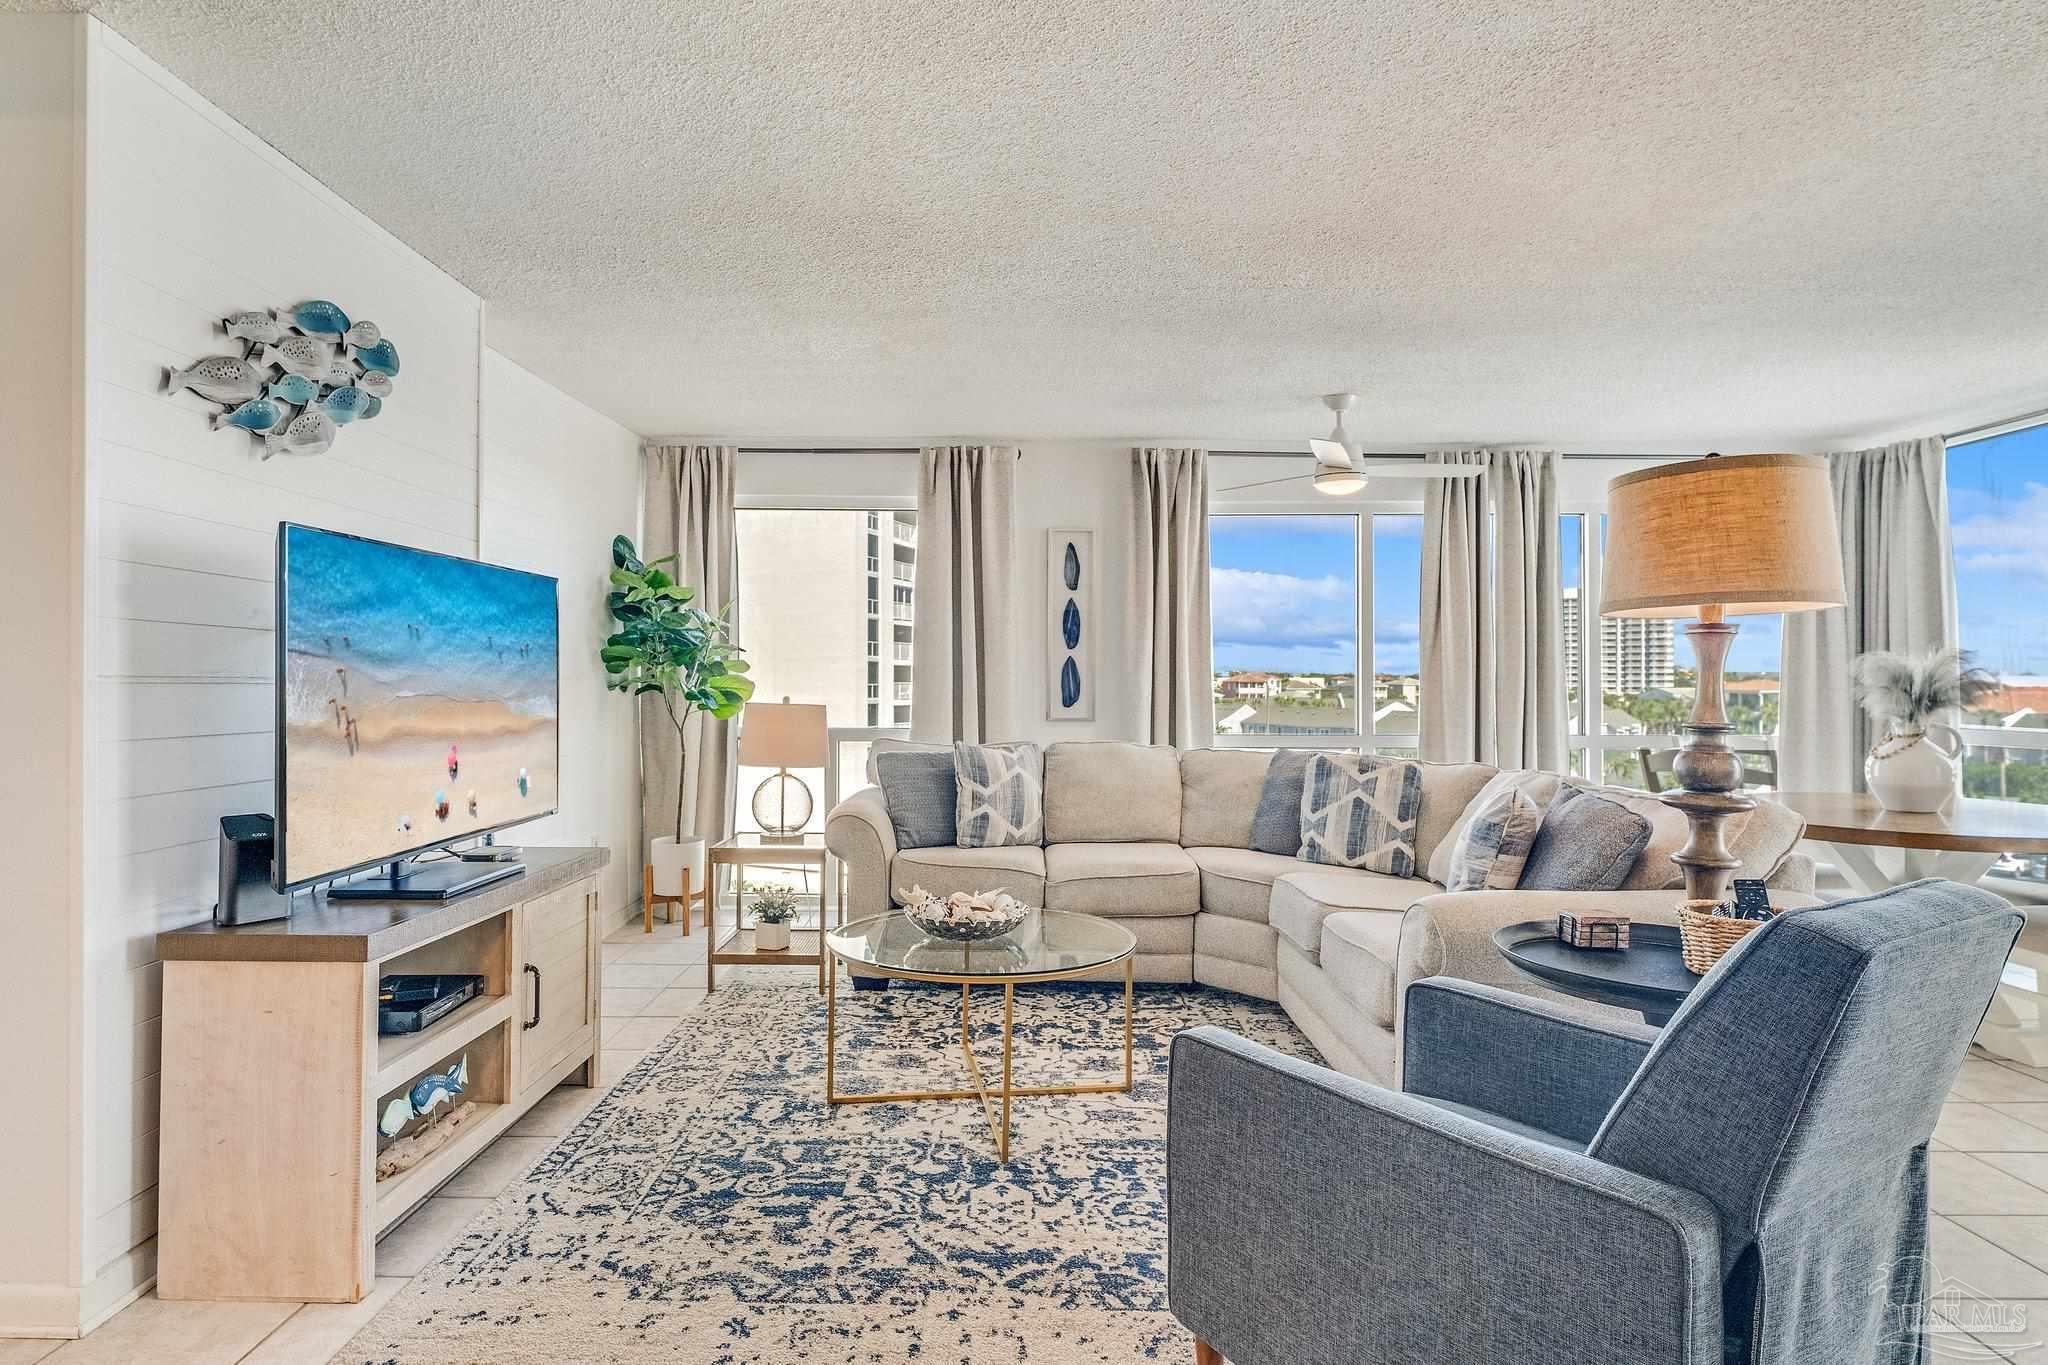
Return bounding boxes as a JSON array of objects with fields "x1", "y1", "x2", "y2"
[
  {"x1": 1780, "y1": 437, "x2": 1956, "y2": 792},
  {"x1": 1130, "y1": 447, "x2": 1213, "y2": 747},
  {"x1": 911, "y1": 445, "x2": 1017, "y2": 743},
  {"x1": 1420, "y1": 448, "x2": 1565, "y2": 769},
  {"x1": 640, "y1": 444, "x2": 738, "y2": 849}
]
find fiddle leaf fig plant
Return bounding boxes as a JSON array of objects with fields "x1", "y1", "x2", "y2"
[{"x1": 600, "y1": 534, "x2": 753, "y2": 842}]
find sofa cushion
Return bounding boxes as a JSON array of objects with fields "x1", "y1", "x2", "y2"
[
  {"x1": 1180, "y1": 748, "x2": 1271, "y2": 849},
  {"x1": 865, "y1": 736, "x2": 952, "y2": 784},
  {"x1": 1044, "y1": 742, "x2": 1182, "y2": 844},
  {"x1": 1269, "y1": 868, "x2": 1422, "y2": 961},
  {"x1": 1044, "y1": 841, "x2": 1199, "y2": 917},
  {"x1": 954, "y1": 741, "x2": 1045, "y2": 848},
  {"x1": 1249, "y1": 748, "x2": 1321, "y2": 855},
  {"x1": 1728, "y1": 796, "x2": 1806, "y2": 883},
  {"x1": 1519, "y1": 785, "x2": 1653, "y2": 892},
  {"x1": 1562, "y1": 782, "x2": 1692, "y2": 890},
  {"x1": 1299, "y1": 753, "x2": 1422, "y2": 875},
  {"x1": 1322, "y1": 909, "x2": 1404, "y2": 1028},
  {"x1": 874, "y1": 750, "x2": 957, "y2": 849},
  {"x1": 1426, "y1": 769, "x2": 1563, "y2": 886},
  {"x1": 1186, "y1": 847, "x2": 1301, "y2": 922},
  {"x1": 891, "y1": 844, "x2": 1047, "y2": 906},
  {"x1": 1443, "y1": 782, "x2": 1544, "y2": 891},
  {"x1": 1413, "y1": 761, "x2": 1500, "y2": 874}
]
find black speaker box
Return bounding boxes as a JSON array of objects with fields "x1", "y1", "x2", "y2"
[{"x1": 215, "y1": 814, "x2": 292, "y2": 926}]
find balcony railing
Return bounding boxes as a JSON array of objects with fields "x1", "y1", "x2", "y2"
[
  {"x1": 894, "y1": 522, "x2": 917, "y2": 545},
  {"x1": 893, "y1": 643, "x2": 913, "y2": 662},
  {"x1": 865, "y1": 641, "x2": 879, "y2": 658},
  {"x1": 866, "y1": 599, "x2": 880, "y2": 615},
  {"x1": 893, "y1": 564, "x2": 914, "y2": 583},
  {"x1": 892, "y1": 603, "x2": 913, "y2": 621},
  {"x1": 894, "y1": 684, "x2": 913, "y2": 702}
]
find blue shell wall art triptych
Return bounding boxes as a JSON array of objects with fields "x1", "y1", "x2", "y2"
[
  {"x1": 1048, "y1": 528, "x2": 1094, "y2": 720},
  {"x1": 163, "y1": 299, "x2": 399, "y2": 459}
]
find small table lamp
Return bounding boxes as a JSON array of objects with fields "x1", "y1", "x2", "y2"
[
  {"x1": 738, "y1": 697, "x2": 829, "y2": 839},
  {"x1": 1602, "y1": 453, "x2": 1845, "y2": 906}
]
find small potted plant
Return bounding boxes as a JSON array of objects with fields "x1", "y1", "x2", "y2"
[{"x1": 748, "y1": 882, "x2": 800, "y2": 951}]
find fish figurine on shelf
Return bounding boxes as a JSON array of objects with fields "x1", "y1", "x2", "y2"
[
  {"x1": 410, "y1": 1056, "x2": 467, "y2": 1119},
  {"x1": 355, "y1": 370, "x2": 393, "y2": 398},
  {"x1": 223, "y1": 309, "x2": 290, "y2": 348},
  {"x1": 164, "y1": 355, "x2": 267, "y2": 405},
  {"x1": 211, "y1": 397, "x2": 285, "y2": 434},
  {"x1": 261, "y1": 335, "x2": 333, "y2": 380},
  {"x1": 267, "y1": 372, "x2": 320, "y2": 405},
  {"x1": 320, "y1": 385, "x2": 372, "y2": 425},
  {"x1": 344, "y1": 319, "x2": 381, "y2": 348},
  {"x1": 262, "y1": 409, "x2": 337, "y2": 460},
  {"x1": 278, "y1": 299, "x2": 351, "y2": 340},
  {"x1": 352, "y1": 337, "x2": 400, "y2": 376},
  {"x1": 377, "y1": 1095, "x2": 413, "y2": 1139}
]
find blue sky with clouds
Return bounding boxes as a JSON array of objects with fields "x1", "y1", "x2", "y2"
[{"x1": 1212, "y1": 434, "x2": 2044, "y2": 682}]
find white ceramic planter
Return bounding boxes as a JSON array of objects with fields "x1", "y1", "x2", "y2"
[
  {"x1": 1866, "y1": 722, "x2": 1964, "y2": 813},
  {"x1": 649, "y1": 835, "x2": 706, "y2": 898},
  {"x1": 756, "y1": 920, "x2": 792, "y2": 951}
]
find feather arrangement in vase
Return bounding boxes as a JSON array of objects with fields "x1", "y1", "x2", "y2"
[{"x1": 1852, "y1": 648, "x2": 1998, "y2": 812}]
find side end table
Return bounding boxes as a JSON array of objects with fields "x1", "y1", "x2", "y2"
[{"x1": 707, "y1": 833, "x2": 836, "y2": 993}]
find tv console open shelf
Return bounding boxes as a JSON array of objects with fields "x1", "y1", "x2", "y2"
[{"x1": 154, "y1": 845, "x2": 608, "y2": 1304}]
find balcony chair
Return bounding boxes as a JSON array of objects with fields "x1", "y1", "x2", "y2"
[
  {"x1": 1167, "y1": 878, "x2": 2020, "y2": 1365},
  {"x1": 1640, "y1": 745, "x2": 1779, "y2": 792}
]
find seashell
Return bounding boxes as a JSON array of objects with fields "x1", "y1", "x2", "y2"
[
  {"x1": 261, "y1": 336, "x2": 333, "y2": 380},
  {"x1": 320, "y1": 386, "x2": 372, "y2": 425},
  {"x1": 279, "y1": 299, "x2": 351, "y2": 340},
  {"x1": 353, "y1": 337, "x2": 400, "y2": 376},
  {"x1": 267, "y1": 372, "x2": 320, "y2": 405},
  {"x1": 1061, "y1": 656, "x2": 1082, "y2": 709},
  {"x1": 355, "y1": 370, "x2": 393, "y2": 398},
  {"x1": 212, "y1": 397, "x2": 285, "y2": 433},
  {"x1": 344, "y1": 319, "x2": 381, "y2": 348},
  {"x1": 262, "y1": 409, "x2": 337, "y2": 460},
  {"x1": 1062, "y1": 598, "x2": 1081, "y2": 649},
  {"x1": 224, "y1": 309, "x2": 290, "y2": 347},
  {"x1": 1063, "y1": 541, "x2": 1081, "y2": 591},
  {"x1": 165, "y1": 355, "x2": 268, "y2": 405}
]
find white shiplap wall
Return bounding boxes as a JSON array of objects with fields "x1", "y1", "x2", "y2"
[
  {"x1": 478, "y1": 348, "x2": 642, "y2": 922},
  {"x1": 79, "y1": 25, "x2": 483, "y2": 1307}
]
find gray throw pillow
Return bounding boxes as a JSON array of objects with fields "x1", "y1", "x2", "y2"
[
  {"x1": 953, "y1": 742, "x2": 1045, "y2": 848},
  {"x1": 1517, "y1": 785, "x2": 1654, "y2": 892},
  {"x1": 1298, "y1": 753, "x2": 1423, "y2": 875},
  {"x1": 874, "y1": 750, "x2": 957, "y2": 849},
  {"x1": 1250, "y1": 749, "x2": 1321, "y2": 855}
]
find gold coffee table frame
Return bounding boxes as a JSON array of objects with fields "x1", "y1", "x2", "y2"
[{"x1": 823, "y1": 917, "x2": 1135, "y2": 1163}]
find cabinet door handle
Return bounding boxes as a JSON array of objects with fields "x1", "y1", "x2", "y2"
[{"x1": 524, "y1": 963, "x2": 541, "y2": 1030}]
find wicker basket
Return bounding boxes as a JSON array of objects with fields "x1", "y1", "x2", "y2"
[{"x1": 1677, "y1": 900, "x2": 1763, "y2": 975}]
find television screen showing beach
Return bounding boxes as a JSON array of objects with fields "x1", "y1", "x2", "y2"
[{"x1": 279, "y1": 525, "x2": 559, "y2": 886}]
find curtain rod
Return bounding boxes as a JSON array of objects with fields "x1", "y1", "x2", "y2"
[{"x1": 1945, "y1": 404, "x2": 2048, "y2": 443}]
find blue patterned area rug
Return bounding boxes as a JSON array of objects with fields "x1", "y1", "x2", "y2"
[{"x1": 341, "y1": 980, "x2": 1315, "y2": 1364}]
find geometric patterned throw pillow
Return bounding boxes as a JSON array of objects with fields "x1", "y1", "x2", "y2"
[
  {"x1": 1297, "y1": 752, "x2": 1422, "y2": 875},
  {"x1": 1444, "y1": 782, "x2": 1545, "y2": 891},
  {"x1": 953, "y1": 741, "x2": 1045, "y2": 848}
]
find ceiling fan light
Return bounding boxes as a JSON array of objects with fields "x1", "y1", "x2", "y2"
[{"x1": 1312, "y1": 467, "x2": 1367, "y2": 496}]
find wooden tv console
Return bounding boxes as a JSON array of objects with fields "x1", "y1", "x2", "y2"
[{"x1": 154, "y1": 845, "x2": 609, "y2": 1303}]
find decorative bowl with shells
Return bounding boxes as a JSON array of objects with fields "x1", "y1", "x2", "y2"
[{"x1": 896, "y1": 884, "x2": 1030, "y2": 942}]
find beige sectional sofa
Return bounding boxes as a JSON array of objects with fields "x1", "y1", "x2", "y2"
[{"x1": 824, "y1": 740, "x2": 1818, "y2": 1085}]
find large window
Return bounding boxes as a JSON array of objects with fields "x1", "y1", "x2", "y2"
[
  {"x1": 734, "y1": 508, "x2": 916, "y2": 828},
  {"x1": 1209, "y1": 511, "x2": 1422, "y2": 749},
  {"x1": 1949, "y1": 425, "x2": 2048, "y2": 811}
]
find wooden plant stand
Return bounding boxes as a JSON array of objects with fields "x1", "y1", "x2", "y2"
[{"x1": 644, "y1": 862, "x2": 709, "y2": 935}]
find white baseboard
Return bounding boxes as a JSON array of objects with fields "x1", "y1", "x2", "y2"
[
  {"x1": 0, "y1": 1282, "x2": 83, "y2": 1339},
  {"x1": 80, "y1": 1238, "x2": 154, "y2": 1335}
]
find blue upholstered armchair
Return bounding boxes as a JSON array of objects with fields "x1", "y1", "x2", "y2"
[{"x1": 1167, "y1": 879, "x2": 2022, "y2": 1365}]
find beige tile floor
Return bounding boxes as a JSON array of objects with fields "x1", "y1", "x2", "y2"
[{"x1": 21, "y1": 918, "x2": 2048, "y2": 1362}]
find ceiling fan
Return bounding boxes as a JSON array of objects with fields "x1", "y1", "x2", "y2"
[{"x1": 1218, "y1": 393, "x2": 1486, "y2": 496}]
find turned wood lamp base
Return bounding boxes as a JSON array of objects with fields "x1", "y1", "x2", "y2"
[{"x1": 1663, "y1": 609, "x2": 1755, "y2": 908}]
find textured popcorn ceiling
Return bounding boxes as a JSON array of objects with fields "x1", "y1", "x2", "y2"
[{"x1": 46, "y1": 0, "x2": 2048, "y2": 446}]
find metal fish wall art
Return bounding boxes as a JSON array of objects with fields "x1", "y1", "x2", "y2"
[{"x1": 168, "y1": 299, "x2": 399, "y2": 458}]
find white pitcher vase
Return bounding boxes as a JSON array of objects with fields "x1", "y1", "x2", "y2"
[{"x1": 1865, "y1": 721, "x2": 1963, "y2": 813}]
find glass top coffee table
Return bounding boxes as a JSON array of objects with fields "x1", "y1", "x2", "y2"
[{"x1": 824, "y1": 909, "x2": 1136, "y2": 1162}]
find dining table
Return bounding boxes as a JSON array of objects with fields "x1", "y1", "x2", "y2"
[{"x1": 1773, "y1": 791, "x2": 2048, "y2": 1065}]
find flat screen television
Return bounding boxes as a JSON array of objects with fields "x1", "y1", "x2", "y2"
[{"x1": 274, "y1": 523, "x2": 560, "y2": 898}]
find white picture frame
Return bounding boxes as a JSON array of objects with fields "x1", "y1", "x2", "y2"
[{"x1": 1046, "y1": 527, "x2": 1094, "y2": 721}]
